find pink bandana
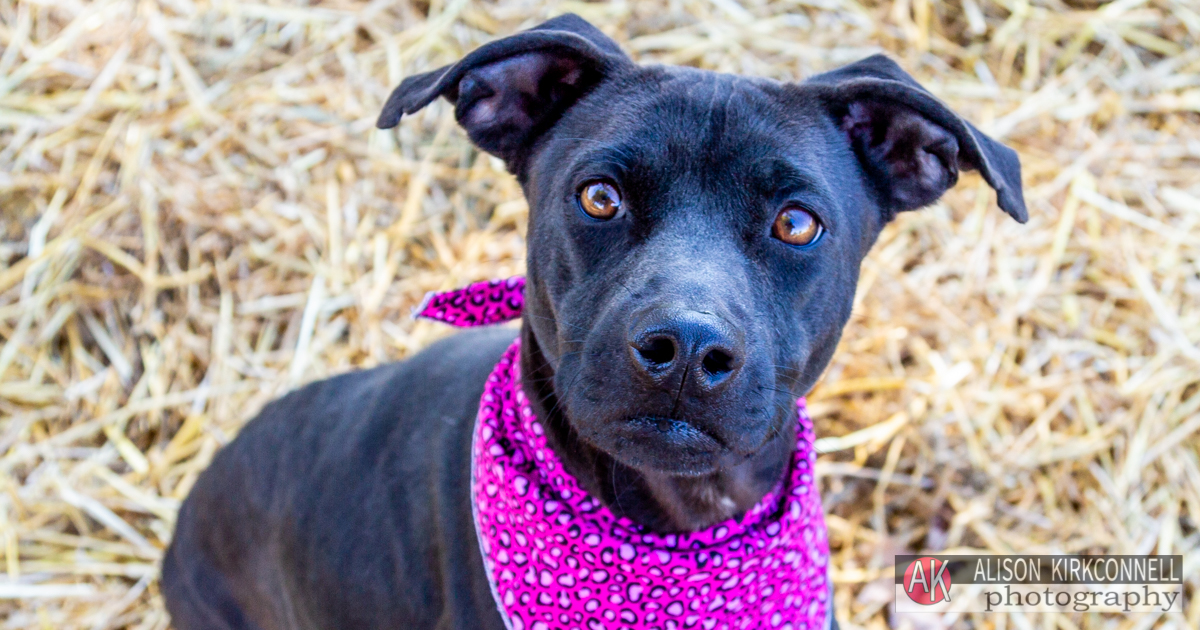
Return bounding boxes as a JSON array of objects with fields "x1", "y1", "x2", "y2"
[{"x1": 418, "y1": 278, "x2": 830, "y2": 630}]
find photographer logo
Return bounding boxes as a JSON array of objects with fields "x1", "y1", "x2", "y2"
[{"x1": 902, "y1": 557, "x2": 953, "y2": 606}]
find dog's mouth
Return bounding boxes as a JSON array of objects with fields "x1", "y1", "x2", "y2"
[{"x1": 591, "y1": 416, "x2": 729, "y2": 476}]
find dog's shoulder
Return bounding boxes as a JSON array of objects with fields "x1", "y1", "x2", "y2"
[
  {"x1": 369, "y1": 325, "x2": 520, "y2": 432},
  {"x1": 208, "y1": 326, "x2": 518, "y2": 497},
  {"x1": 178, "y1": 327, "x2": 514, "y2": 525},
  {"x1": 168, "y1": 327, "x2": 516, "y2": 629}
]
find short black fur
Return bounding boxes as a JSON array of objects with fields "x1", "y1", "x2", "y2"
[{"x1": 164, "y1": 14, "x2": 1025, "y2": 630}]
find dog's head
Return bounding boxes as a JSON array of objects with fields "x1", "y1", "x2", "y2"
[{"x1": 380, "y1": 15, "x2": 1025, "y2": 478}]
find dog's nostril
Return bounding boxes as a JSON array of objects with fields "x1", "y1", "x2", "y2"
[
  {"x1": 636, "y1": 337, "x2": 676, "y2": 367},
  {"x1": 701, "y1": 348, "x2": 735, "y2": 376}
]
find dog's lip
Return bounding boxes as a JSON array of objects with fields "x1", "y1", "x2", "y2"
[
  {"x1": 594, "y1": 416, "x2": 728, "y2": 475},
  {"x1": 621, "y1": 416, "x2": 727, "y2": 451},
  {"x1": 575, "y1": 416, "x2": 726, "y2": 476}
]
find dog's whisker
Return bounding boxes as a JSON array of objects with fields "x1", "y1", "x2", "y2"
[{"x1": 521, "y1": 312, "x2": 590, "y2": 334}]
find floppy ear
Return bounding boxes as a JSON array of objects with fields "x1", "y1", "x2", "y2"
[
  {"x1": 376, "y1": 14, "x2": 632, "y2": 167},
  {"x1": 806, "y1": 54, "x2": 1027, "y2": 223}
]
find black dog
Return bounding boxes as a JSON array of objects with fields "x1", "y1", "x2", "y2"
[{"x1": 162, "y1": 14, "x2": 1025, "y2": 630}]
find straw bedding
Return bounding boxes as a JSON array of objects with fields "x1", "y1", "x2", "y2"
[{"x1": 0, "y1": 0, "x2": 1197, "y2": 627}]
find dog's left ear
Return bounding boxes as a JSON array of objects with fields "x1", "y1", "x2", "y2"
[
  {"x1": 376, "y1": 14, "x2": 632, "y2": 167},
  {"x1": 806, "y1": 54, "x2": 1027, "y2": 223}
]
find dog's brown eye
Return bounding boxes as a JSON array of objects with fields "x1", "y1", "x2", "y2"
[
  {"x1": 578, "y1": 179, "x2": 622, "y2": 220},
  {"x1": 772, "y1": 206, "x2": 822, "y2": 246}
]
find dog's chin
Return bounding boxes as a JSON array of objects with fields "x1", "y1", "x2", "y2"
[{"x1": 585, "y1": 416, "x2": 731, "y2": 477}]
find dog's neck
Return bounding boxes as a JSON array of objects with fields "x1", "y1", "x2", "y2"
[{"x1": 518, "y1": 323, "x2": 794, "y2": 533}]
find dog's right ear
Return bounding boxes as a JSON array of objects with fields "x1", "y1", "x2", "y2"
[{"x1": 376, "y1": 14, "x2": 631, "y2": 167}]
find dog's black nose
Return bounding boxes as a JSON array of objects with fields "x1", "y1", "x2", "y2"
[{"x1": 629, "y1": 309, "x2": 744, "y2": 393}]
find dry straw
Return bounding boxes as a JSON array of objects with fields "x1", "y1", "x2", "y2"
[{"x1": 1, "y1": 0, "x2": 1197, "y2": 628}]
